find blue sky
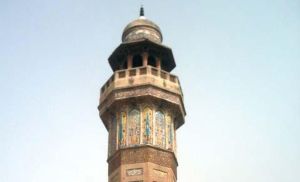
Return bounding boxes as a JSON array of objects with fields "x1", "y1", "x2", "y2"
[{"x1": 0, "y1": 0, "x2": 299, "y2": 181}]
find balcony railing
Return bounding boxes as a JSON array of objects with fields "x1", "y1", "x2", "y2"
[{"x1": 100, "y1": 66, "x2": 182, "y2": 101}]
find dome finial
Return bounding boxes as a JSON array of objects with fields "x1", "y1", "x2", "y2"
[{"x1": 140, "y1": 5, "x2": 144, "y2": 16}]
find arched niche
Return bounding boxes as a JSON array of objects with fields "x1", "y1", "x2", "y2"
[
  {"x1": 142, "y1": 107, "x2": 153, "y2": 144},
  {"x1": 127, "y1": 109, "x2": 141, "y2": 146},
  {"x1": 108, "y1": 114, "x2": 117, "y2": 156},
  {"x1": 118, "y1": 111, "x2": 127, "y2": 148},
  {"x1": 155, "y1": 110, "x2": 166, "y2": 148}
]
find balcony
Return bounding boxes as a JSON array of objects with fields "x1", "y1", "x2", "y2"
[{"x1": 100, "y1": 66, "x2": 183, "y2": 103}]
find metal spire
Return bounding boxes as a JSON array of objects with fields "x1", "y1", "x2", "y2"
[{"x1": 140, "y1": 5, "x2": 144, "y2": 16}]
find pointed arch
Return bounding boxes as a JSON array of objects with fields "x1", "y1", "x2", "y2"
[
  {"x1": 166, "y1": 113, "x2": 173, "y2": 150},
  {"x1": 142, "y1": 107, "x2": 153, "y2": 144},
  {"x1": 128, "y1": 109, "x2": 141, "y2": 146},
  {"x1": 118, "y1": 111, "x2": 127, "y2": 148},
  {"x1": 108, "y1": 114, "x2": 117, "y2": 156},
  {"x1": 155, "y1": 110, "x2": 166, "y2": 148}
]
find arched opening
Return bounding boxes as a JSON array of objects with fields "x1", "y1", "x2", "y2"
[
  {"x1": 161, "y1": 58, "x2": 171, "y2": 72},
  {"x1": 121, "y1": 60, "x2": 128, "y2": 69},
  {"x1": 132, "y1": 54, "x2": 143, "y2": 68},
  {"x1": 147, "y1": 55, "x2": 156, "y2": 67}
]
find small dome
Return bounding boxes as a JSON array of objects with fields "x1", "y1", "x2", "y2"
[{"x1": 122, "y1": 8, "x2": 163, "y2": 43}]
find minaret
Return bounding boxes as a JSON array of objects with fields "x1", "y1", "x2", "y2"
[{"x1": 98, "y1": 7, "x2": 186, "y2": 182}]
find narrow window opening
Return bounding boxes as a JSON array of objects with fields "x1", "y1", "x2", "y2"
[
  {"x1": 161, "y1": 58, "x2": 169, "y2": 72},
  {"x1": 132, "y1": 54, "x2": 143, "y2": 68},
  {"x1": 121, "y1": 60, "x2": 127, "y2": 69},
  {"x1": 148, "y1": 55, "x2": 156, "y2": 67}
]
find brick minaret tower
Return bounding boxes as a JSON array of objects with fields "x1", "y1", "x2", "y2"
[{"x1": 98, "y1": 7, "x2": 186, "y2": 182}]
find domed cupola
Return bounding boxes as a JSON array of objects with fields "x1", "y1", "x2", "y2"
[
  {"x1": 108, "y1": 7, "x2": 176, "y2": 72},
  {"x1": 122, "y1": 7, "x2": 163, "y2": 43}
]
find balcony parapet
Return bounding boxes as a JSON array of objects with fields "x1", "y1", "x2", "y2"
[{"x1": 100, "y1": 66, "x2": 183, "y2": 103}]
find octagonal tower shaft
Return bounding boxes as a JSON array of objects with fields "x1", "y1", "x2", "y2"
[{"x1": 98, "y1": 8, "x2": 186, "y2": 182}]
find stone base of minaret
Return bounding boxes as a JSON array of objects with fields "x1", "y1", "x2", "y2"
[{"x1": 108, "y1": 146, "x2": 177, "y2": 182}]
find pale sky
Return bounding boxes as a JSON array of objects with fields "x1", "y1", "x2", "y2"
[{"x1": 0, "y1": 0, "x2": 299, "y2": 182}]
